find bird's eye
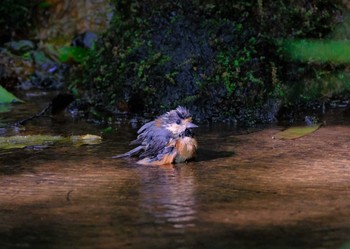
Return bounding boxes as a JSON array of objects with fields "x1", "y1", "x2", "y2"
[{"x1": 176, "y1": 119, "x2": 181, "y2": 125}]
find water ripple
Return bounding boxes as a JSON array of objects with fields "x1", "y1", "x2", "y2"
[{"x1": 137, "y1": 166, "x2": 196, "y2": 228}]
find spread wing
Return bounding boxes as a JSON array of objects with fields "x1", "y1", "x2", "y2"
[{"x1": 130, "y1": 120, "x2": 174, "y2": 159}]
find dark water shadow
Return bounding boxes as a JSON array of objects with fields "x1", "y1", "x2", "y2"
[
  {"x1": 186, "y1": 220, "x2": 348, "y2": 249},
  {"x1": 108, "y1": 148, "x2": 235, "y2": 165},
  {"x1": 195, "y1": 148, "x2": 235, "y2": 162},
  {"x1": 0, "y1": 221, "x2": 65, "y2": 249}
]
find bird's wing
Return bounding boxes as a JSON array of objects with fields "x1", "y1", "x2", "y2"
[
  {"x1": 137, "y1": 125, "x2": 174, "y2": 158},
  {"x1": 137, "y1": 120, "x2": 155, "y2": 134},
  {"x1": 129, "y1": 120, "x2": 154, "y2": 145},
  {"x1": 122, "y1": 119, "x2": 175, "y2": 160},
  {"x1": 113, "y1": 121, "x2": 157, "y2": 158},
  {"x1": 136, "y1": 138, "x2": 177, "y2": 165},
  {"x1": 111, "y1": 145, "x2": 144, "y2": 158}
]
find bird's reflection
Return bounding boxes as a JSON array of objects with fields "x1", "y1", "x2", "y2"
[{"x1": 138, "y1": 165, "x2": 196, "y2": 228}]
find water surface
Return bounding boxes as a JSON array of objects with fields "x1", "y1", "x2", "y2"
[{"x1": 0, "y1": 94, "x2": 350, "y2": 249}]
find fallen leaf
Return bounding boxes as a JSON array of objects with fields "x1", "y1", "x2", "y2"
[
  {"x1": 0, "y1": 85, "x2": 24, "y2": 104},
  {"x1": 0, "y1": 134, "x2": 102, "y2": 149},
  {"x1": 70, "y1": 134, "x2": 102, "y2": 146},
  {"x1": 274, "y1": 124, "x2": 321, "y2": 140}
]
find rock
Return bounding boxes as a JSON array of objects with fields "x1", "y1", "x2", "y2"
[
  {"x1": 5, "y1": 40, "x2": 36, "y2": 55},
  {"x1": 51, "y1": 93, "x2": 75, "y2": 115},
  {"x1": 0, "y1": 48, "x2": 35, "y2": 89},
  {"x1": 71, "y1": 31, "x2": 98, "y2": 49},
  {"x1": 0, "y1": 44, "x2": 65, "y2": 90}
]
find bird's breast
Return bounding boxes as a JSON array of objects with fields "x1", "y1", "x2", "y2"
[{"x1": 174, "y1": 137, "x2": 198, "y2": 163}]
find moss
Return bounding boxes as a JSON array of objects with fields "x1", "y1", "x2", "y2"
[{"x1": 73, "y1": 0, "x2": 342, "y2": 123}]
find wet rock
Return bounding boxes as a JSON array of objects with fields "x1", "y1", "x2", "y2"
[
  {"x1": 51, "y1": 93, "x2": 75, "y2": 115},
  {"x1": 27, "y1": 45, "x2": 66, "y2": 89},
  {"x1": 71, "y1": 31, "x2": 98, "y2": 49},
  {"x1": 32, "y1": 46, "x2": 62, "y2": 72},
  {"x1": 258, "y1": 98, "x2": 281, "y2": 123},
  {"x1": 304, "y1": 116, "x2": 319, "y2": 126},
  {"x1": 78, "y1": 9, "x2": 281, "y2": 124},
  {"x1": 5, "y1": 40, "x2": 36, "y2": 55},
  {"x1": 0, "y1": 44, "x2": 65, "y2": 90},
  {"x1": 329, "y1": 99, "x2": 349, "y2": 108},
  {"x1": 0, "y1": 48, "x2": 35, "y2": 89},
  {"x1": 0, "y1": 1, "x2": 112, "y2": 94},
  {"x1": 32, "y1": 50, "x2": 52, "y2": 66},
  {"x1": 36, "y1": 0, "x2": 111, "y2": 42}
]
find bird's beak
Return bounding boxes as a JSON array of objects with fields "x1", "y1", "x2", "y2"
[{"x1": 186, "y1": 122, "x2": 198, "y2": 129}]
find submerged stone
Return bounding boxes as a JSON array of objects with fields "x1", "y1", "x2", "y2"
[{"x1": 5, "y1": 40, "x2": 35, "y2": 55}]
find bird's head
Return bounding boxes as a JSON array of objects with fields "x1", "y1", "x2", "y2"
[{"x1": 161, "y1": 106, "x2": 198, "y2": 137}]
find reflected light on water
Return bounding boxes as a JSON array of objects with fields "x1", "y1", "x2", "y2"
[{"x1": 137, "y1": 165, "x2": 196, "y2": 229}]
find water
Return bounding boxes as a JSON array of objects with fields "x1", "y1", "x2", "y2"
[{"x1": 0, "y1": 93, "x2": 350, "y2": 249}]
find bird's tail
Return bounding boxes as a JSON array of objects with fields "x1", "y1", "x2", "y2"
[{"x1": 112, "y1": 146, "x2": 143, "y2": 159}]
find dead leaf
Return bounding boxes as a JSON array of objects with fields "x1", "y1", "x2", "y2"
[
  {"x1": 0, "y1": 134, "x2": 102, "y2": 149},
  {"x1": 274, "y1": 124, "x2": 321, "y2": 140}
]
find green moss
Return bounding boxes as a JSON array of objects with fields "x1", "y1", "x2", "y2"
[
  {"x1": 59, "y1": 46, "x2": 89, "y2": 63},
  {"x1": 215, "y1": 36, "x2": 262, "y2": 96},
  {"x1": 72, "y1": 0, "x2": 342, "y2": 122}
]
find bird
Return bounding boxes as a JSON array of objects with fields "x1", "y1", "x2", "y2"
[{"x1": 113, "y1": 106, "x2": 198, "y2": 165}]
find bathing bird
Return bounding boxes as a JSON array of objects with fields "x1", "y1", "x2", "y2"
[{"x1": 113, "y1": 106, "x2": 198, "y2": 165}]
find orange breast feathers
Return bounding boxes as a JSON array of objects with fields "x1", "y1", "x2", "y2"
[{"x1": 174, "y1": 136, "x2": 198, "y2": 163}]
